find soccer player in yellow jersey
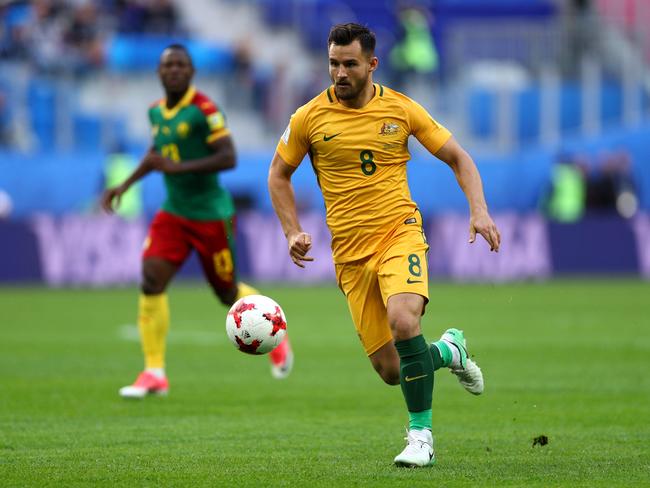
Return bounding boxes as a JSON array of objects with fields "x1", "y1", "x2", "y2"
[{"x1": 268, "y1": 24, "x2": 501, "y2": 467}]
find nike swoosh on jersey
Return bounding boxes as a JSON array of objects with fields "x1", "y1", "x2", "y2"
[
  {"x1": 323, "y1": 132, "x2": 342, "y2": 141},
  {"x1": 406, "y1": 278, "x2": 423, "y2": 284}
]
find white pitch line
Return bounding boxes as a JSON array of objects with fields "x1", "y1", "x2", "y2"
[{"x1": 118, "y1": 324, "x2": 224, "y2": 346}]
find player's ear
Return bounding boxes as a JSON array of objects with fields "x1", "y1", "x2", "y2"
[{"x1": 368, "y1": 56, "x2": 378, "y2": 73}]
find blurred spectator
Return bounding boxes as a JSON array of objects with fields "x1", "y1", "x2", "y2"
[
  {"x1": 227, "y1": 38, "x2": 294, "y2": 131},
  {"x1": 144, "y1": 0, "x2": 179, "y2": 35},
  {"x1": 586, "y1": 150, "x2": 638, "y2": 218},
  {"x1": 1, "y1": 0, "x2": 182, "y2": 70},
  {"x1": 25, "y1": 0, "x2": 67, "y2": 73},
  {"x1": 265, "y1": 60, "x2": 291, "y2": 133},
  {"x1": 228, "y1": 39, "x2": 256, "y2": 109},
  {"x1": 1, "y1": 1, "x2": 33, "y2": 60},
  {"x1": 113, "y1": 0, "x2": 148, "y2": 33},
  {"x1": 544, "y1": 149, "x2": 639, "y2": 221},
  {"x1": 561, "y1": 0, "x2": 600, "y2": 77},
  {"x1": 62, "y1": 2, "x2": 105, "y2": 74},
  {"x1": 1, "y1": 0, "x2": 105, "y2": 74},
  {"x1": 543, "y1": 153, "x2": 587, "y2": 223},
  {"x1": 113, "y1": 0, "x2": 181, "y2": 35},
  {"x1": 388, "y1": 5, "x2": 438, "y2": 92}
]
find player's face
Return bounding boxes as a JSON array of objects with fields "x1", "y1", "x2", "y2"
[
  {"x1": 158, "y1": 49, "x2": 194, "y2": 94},
  {"x1": 328, "y1": 40, "x2": 377, "y2": 101}
]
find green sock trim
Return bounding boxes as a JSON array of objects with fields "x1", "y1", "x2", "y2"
[
  {"x1": 394, "y1": 334, "x2": 428, "y2": 357},
  {"x1": 395, "y1": 335, "x2": 434, "y2": 414},
  {"x1": 409, "y1": 409, "x2": 432, "y2": 431},
  {"x1": 432, "y1": 340, "x2": 452, "y2": 368}
]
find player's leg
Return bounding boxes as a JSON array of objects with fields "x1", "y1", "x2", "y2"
[
  {"x1": 386, "y1": 293, "x2": 435, "y2": 467},
  {"x1": 120, "y1": 211, "x2": 188, "y2": 399},
  {"x1": 368, "y1": 340, "x2": 400, "y2": 385},
  {"x1": 190, "y1": 217, "x2": 239, "y2": 305},
  {"x1": 337, "y1": 253, "x2": 434, "y2": 466},
  {"x1": 137, "y1": 257, "x2": 178, "y2": 374},
  {"x1": 378, "y1": 216, "x2": 435, "y2": 467},
  {"x1": 430, "y1": 328, "x2": 484, "y2": 395},
  {"x1": 336, "y1": 257, "x2": 397, "y2": 383},
  {"x1": 192, "y1": 217, "x2": 293, "y2": 379}
]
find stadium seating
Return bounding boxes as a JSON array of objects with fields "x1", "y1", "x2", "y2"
[
  {"x1": 1, "y1": 0, "x2": 649, "y2": 221},
  {"x1": 105, "y1": 35, "x2": 235, "y2": 74}
]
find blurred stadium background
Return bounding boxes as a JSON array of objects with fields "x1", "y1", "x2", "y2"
[
  {"x1": 2, "y1": 2, "x2": 650, "y2": 485},
  {"x1": 1, "y1": 0, "x2": 649, "y2": 284}
]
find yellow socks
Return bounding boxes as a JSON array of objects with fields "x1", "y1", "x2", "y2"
[
  {"x1": 136, "y1": 285, "x2": 258, "y2": 370},
  {"x1": 236, "y1": 282, "x2": 260, "y2": 300},
  {"x1": 138, "y1": 293, "x2": 170, "y2": 369}
]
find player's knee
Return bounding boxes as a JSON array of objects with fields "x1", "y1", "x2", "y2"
[
  {"x1": 141, "y1": 270, "x2": 165, "y2": 295},
  {"x1": 388, "y1": 311, "x2": 420, "y2": 342}
]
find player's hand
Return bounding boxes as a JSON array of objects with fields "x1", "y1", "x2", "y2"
[
  {"x1": 100, "y1": 186, "x2": 125, "y2": 213},
  {"x1": 143, "y1": 152, "x2": 177, "y2": 173},
  {"x1": 287, "y1": 231, "x2": 314, "y2": 268},
  {"x1": 469, "y1": 211, "x2": 501, "y2": 252}
]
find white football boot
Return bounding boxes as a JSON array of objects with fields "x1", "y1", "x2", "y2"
[{"x1": 394, "y1": 429, "x2": 435, "y2": 467}]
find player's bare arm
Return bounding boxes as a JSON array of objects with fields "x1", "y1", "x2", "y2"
[
  {"x1": 434, "y1": 137, "x2": 501, "y2": 252},
  {"x1": 144, "y1": 136, "x2": 236, "y2": 175},
  {"x1": 268, "y1": 152, "x2": 313, "y2": 268},
  {"x1": 100, "y1": 147, "x2": 157, "y2": 213}
]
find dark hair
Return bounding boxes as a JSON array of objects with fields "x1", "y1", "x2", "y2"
[
  {"x1": 327, "y1": 23, "x2": 376, "y2": 54},
  {"x1": 162, "y1": 43, "x2": 193, "y2": 64}
]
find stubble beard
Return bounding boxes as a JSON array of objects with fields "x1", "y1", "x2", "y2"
[
  {"x1": 334, "y1": 76, "x2": 367, "y2": 101},
  {"x1": 335, "y1": 87, "x2": 357, "y2": 100}
]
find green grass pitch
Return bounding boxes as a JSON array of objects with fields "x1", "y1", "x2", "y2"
[{"x1": 1, "y1": 280, "x2": 649, "y2": 487}]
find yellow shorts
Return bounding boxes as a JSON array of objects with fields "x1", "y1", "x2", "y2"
[{"x1": 335, "y1": 211, "x2": 429, "y2": 356}]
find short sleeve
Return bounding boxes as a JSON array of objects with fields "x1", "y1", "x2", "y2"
[
  {"x1": 275, "y1": 107, "x2": 310, "y2": 167},
  {"x1": 408, "y1": 99, "x2": 452, "y2": 155},
  {"x1": 199, "y1": 100, "x2": 230, "y2": 143}
]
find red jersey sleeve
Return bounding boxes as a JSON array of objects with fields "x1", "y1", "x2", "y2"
[{"x1": 192, "y1": 91, "x2": 230, "y2": 143}]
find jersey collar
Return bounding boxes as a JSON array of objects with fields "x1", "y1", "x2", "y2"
[{"x1": 159, "y1": 86, "x2": 196, "y2": 120}]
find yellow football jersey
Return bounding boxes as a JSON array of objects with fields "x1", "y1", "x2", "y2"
[{"x1": 276, "y1": 83, "x2": 451, "y2": 263}]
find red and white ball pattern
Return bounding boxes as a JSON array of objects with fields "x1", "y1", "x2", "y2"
[{"x1": 225, "y1": 295, "x2": 287, "y2": 355}]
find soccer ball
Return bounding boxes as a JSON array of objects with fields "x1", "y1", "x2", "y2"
[{"x1": 225, "y1": 294, "x2": 287, "y2": 355}]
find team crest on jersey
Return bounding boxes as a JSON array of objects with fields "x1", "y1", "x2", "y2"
[
  {"x1": 208, "y1": 112, "x2": 225, "y2": 131},
  {"x1": 176, "y1": 121, "x2": 190, "y2": 137},
  {"x1": 379, "y1": 121, "x2": 400, "y2": 136}
]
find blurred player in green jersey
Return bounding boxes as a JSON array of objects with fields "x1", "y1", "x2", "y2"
[{"x1": 101, "y1": 44, "x2": 293, "y2": 398}]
